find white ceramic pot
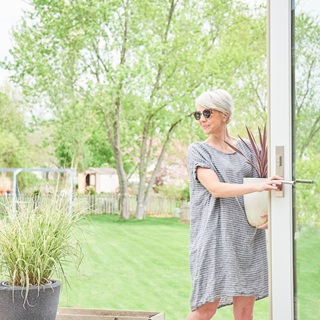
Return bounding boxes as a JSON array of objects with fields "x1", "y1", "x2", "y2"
[{"x1": 243, "y1": 178, "x2": 268, "y2": 227}]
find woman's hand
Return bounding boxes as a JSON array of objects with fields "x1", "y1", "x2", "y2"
[
  {"x1": 255, "y1": 175, "x2": 283, "y2": 192},
  {"x1": 256, "y1": 213, "x2": 268, "y2": 230}
]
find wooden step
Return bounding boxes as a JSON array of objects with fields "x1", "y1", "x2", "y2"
[{"x1": 56, "y1": 308, "x2": 165, "y2": 320}]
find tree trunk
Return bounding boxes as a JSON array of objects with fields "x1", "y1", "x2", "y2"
[
  {"x1": 115, "y1": 153, "x2": 130, "y2": 219},
  {"x1": 110, "y1": 0, "x2": 130, "y2": 219},
  {"x1": 135, "y1": 120, "x2": 150, "y2": 220},
  {"x1": 105, "y1": 97, "x2": 130, "y2": 219},
  {"x1": 113, "y1": 130, "x2": 130, "y2": 219},
  {"x1": 135, "y1": 197, "x2": 146, "y2": 220},
  {"x1": 119, "y1": 186, "x2": 130, "y2": 219},
  {"x1": 136, "y1": 119, "x2": 183, "y2": 219}
]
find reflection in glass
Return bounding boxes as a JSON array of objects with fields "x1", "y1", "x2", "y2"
[{"x1": 293, "y1": 1, "x2": 320, "y2": 319}]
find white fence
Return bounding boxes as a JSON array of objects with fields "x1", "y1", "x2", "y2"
[
  {"x1": 74, "y1": 194, "x2": 184, "y2": 216},
  {"x1": 0, "y1": 193, "x2": 185, "y2": 217}
]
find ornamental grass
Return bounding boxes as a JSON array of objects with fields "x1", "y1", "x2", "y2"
[{"x1": 0, "y1": 194, "x2": 84, "y2": 298}]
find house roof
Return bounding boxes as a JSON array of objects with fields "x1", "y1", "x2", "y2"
[{"x1": 84, "y1": 167, "x2": 117, "y2": 175}]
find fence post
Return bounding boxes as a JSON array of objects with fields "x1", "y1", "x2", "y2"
[
  {"x1": 180, "y1": 201, "x2": 190, "y2": 223},
  {"x1": 173, "y1": 207, "x2": 180, "y2": 218}
]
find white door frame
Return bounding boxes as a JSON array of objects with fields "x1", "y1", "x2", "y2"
[{"x1": 268, "y1": 0, "x2": 295, "y2": 319}]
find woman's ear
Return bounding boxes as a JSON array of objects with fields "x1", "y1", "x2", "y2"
[{"x1": 223, "y1": 113, "x2": 229, "y2": 123}]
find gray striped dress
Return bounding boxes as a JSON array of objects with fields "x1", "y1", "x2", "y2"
[{"x1": 186, "y1": 140, "x2": 268, "y2": 311}]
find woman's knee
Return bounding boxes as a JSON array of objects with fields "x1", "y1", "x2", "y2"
[
  {"x1": 233, "y1": 296, "x2": 255, "y2": 320},
  {"x1": 234, "y1": 309, "x2": 253, "y2": 320},
  {"x1": 186, "y1": 299, "x2": 220, "y2": 320}
]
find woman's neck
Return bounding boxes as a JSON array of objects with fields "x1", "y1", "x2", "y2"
[{"x1": 205, "y1": 130, "x2": 236, "y2": 153}]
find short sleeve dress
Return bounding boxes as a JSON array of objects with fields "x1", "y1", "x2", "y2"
[{"x1": 186, "y1": 140, "x2": 268, "y2": 311}]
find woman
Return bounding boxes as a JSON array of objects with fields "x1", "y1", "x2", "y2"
[{"x1": 186, "y1": 89, "x2": 282, "y2": 320}]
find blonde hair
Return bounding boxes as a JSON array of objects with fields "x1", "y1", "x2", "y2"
[{"x1": 195, "y1": 89, "x2": 234, "y2": 123}]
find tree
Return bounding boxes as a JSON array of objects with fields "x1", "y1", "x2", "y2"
[
  {"x1": 0, "y1": 87, "x2": 26, "y2": 167},
  {"x1": 0, "y1": 85, "x2": 40, "y2": 189},
  {"x1": 45, "y1": 100, "x2": 116, "y2": 171},
  {"x1": 6, "y1": 0, "x2": 267, "y2": 218},
  {"x1": 293, "y1": 12, "x2": 320, "y2": 228},
  {"x1": 294, "y1": 13, "x2": 320, "y2": 158}
]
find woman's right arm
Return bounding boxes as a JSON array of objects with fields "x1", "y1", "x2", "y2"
[{"x1": 197, "y1": 167, "x2": 283, "y2": 198}]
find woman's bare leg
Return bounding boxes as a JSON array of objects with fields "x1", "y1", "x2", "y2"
[
  {"x1": 233, "y1": 296, "x2": 256, "y2": 320},
  {"x1": 186, "y1": 299, "x2": 220, "y2": 320}
]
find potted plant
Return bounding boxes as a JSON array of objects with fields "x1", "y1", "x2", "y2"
[
  {"x1": 225, "y1": 124, "x2": 268, "y2": 227},
  {"x1": 0, "y1": 194, "x2": 83, "y2": 320}
]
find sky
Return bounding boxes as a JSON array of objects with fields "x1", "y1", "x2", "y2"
[
  {"x1": 0, "y1": 0, "x2": 320, "y2": 83},
  {"x1": 0, "y1": 0, "x2": 30, "y2": 82},
  {"x1": 0, "y1": 0, "x2": 29, "y2": 59}
]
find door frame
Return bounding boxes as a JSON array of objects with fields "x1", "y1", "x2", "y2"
[{"x1": 268, "y1": 0, "x2": 295, "y2": 319}]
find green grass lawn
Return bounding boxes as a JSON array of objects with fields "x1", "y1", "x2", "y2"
[
  {"x1": 59, "y1": 214, "x2": 269, "y2": 320},
  {"x1": 296, "y1": 227, "x2": 320, "y2": 320}
]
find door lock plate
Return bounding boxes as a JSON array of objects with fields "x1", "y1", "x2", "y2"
[{"x1": 276, "y1": 146, "x2": 284, "y2": 197}]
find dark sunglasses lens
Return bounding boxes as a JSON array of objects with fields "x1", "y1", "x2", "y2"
[
  {"x1": 203, "y1": 109, "x2": 211, "y2": 118},
  {"x1": 194, "y1": 112, "x2": 201, "y2": 120}
]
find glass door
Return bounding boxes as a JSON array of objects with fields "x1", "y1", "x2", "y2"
[
  {"x1": 268, "y1": 0, "x2": 320, "y2": 319},
  {"x1": 292, "y1": 1, "x2": 320, "y2": 319}
]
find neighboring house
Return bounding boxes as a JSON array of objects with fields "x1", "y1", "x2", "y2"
[
  {"x1": 78, "y1": 167, "x2": 119, "y2": 194},
  {"x1": 0, "y1": 175, "x2": 12, "y2": 195}
]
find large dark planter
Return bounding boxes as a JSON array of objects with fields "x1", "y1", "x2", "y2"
[{"x1": 0, "y1": 279, "x2": 61, "y2": 320}]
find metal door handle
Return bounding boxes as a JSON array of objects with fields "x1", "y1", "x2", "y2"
[
  {"x1": 275, "y1": 146, "x2": 314, "y2": 197},
  {"x1": 280, "y1": 179, "x2": 314, "y2": 185}
]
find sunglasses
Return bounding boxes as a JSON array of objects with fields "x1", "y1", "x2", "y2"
[{"x1": 193, "y1": 109, "x2": 214, "y2": 120}]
